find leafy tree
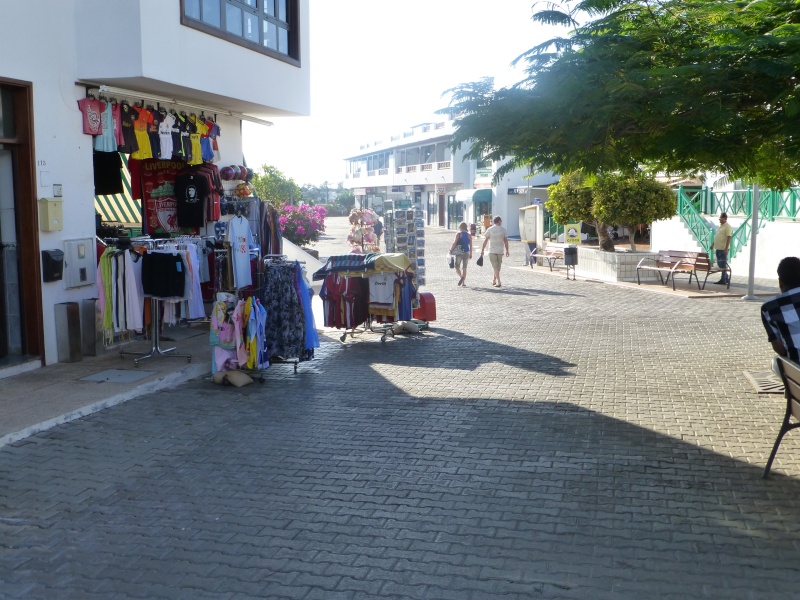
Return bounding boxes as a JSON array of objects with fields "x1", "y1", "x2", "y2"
[
  {"x1": 442, "y1": 0, "x2": 800, "y2": 190},
  {"x1": 335, "y1": 188, "x2": 355, "y2": 215},
  {"x1": 592, "y1": 174, "x2": 676, "y2": 251},
  {"x1": 546, "y1": 170, "x2": 616, "y2": 251},
  {"x1": 251, "y1": 165, "x2": 302, "y2": 208}
]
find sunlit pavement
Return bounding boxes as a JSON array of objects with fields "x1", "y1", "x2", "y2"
[{"x1": 1, "y1": 217, "x2": 797, "y2": 599}]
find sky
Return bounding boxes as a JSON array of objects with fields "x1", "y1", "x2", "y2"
[{"x1": 242, "y1": 0, "x2": 559, "y2": 187}]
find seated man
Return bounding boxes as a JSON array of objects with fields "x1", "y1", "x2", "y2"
[{"x1": 761, "y1": 256, "x2": 800, "y2": 374}]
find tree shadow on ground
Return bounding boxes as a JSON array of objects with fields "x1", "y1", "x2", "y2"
[{"x1": 317, "y1": 327, "x2": 575, "y2": 376}]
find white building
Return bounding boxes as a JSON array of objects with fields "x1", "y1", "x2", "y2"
[
  {"x1": 0, "y1": 0, "x2": 310, "y2": 375},
  {"x1": 342, "y1": 116, "x2": 557, "y2": 237}
]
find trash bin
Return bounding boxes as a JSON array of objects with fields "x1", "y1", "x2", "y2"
[
  {"x1": 55, "y1": 302, "x2": 82, "y2": 363},
  {"x1": 564, "y1": 246, "x2": 578, "y2": 266}
]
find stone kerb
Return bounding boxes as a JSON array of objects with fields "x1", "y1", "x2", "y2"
[{"x1": 574, "y1": 247, "x2": 659, "y2": 282}]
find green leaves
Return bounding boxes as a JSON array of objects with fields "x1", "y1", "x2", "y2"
[{"x1": 443, "y1": 0, "x2": 800, "y2": 188}]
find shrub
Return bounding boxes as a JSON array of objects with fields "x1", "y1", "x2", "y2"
[{"x1": 278, "y1": 203, "x2": 326, "y2": 247}]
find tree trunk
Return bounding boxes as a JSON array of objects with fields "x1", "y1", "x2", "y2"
[
  {"x1": 595, "y1": 221, "x2": 616, "y2": 252},
  {"x1": 627, "y1": 224, "x2": 637, "y2": 252}
]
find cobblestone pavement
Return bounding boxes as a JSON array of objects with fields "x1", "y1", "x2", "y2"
[{"x1": 2, "y1": 218, "x2": 799, "y2": 599}]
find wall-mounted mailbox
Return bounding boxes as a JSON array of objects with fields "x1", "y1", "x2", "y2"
[
  {"x1": 38, "y1": 198, "x2": 63, "y2": 231},
  {"x1": 41, "y1": 249, "x2": 64, "y2": 282}
]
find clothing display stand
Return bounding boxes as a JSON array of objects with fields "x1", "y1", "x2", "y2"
[
  {"x1": 257, "y1": 254, "x2": 300, "y2": 374},
  {"x1": 120, "y1": 297, "x2": 193, "y2": 366},
  {"x1": 315, "y1": 253, "x2": 421, "y2": 345}
]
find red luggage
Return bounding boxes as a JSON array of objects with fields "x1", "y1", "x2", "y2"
[{"x1": 413, "y1": 291, "x2": 436, "y2": 322}]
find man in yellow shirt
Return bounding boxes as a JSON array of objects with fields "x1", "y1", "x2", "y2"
[{"x1": 713, "y1": 212, "x2": 733, "y2": 285}]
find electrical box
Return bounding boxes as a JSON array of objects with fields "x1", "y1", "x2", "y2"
[
  {"x1": 64, "y1": 238, "x2": 96, "y2": 288},
  {"x1": 39, "y1": 198, "x2": 63, "y2": 231}
]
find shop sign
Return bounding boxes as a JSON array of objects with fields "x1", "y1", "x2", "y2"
[
  {"x1": 413, "y1": 185, "x2": 424, "y2": 191},
  {"x1": 508, "y1": 187, "x2": 528, "y2": 195},
  {"x1": 354, "y1": 188, "x2": 367, "y2": 195},
  {"x1": 565, "y1": 223, "x2": 581, "y2": 245},
  {"x1": 391, "y1": 186, "x2": 405, "y2": 192}
]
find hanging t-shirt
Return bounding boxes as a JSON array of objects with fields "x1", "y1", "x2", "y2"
[
  {"x1": 226, "y1": 215, "x2": 255, "y2": 289},
  {"x1": 118, "y1": 102, "x2": 139, "y2": 154},
  {"x1": 158, "y1": 112, "x2": 175, "y2": 160},
  {"x1": 206, "y1": 119, "x2": 221, "y2": 162},
  {"x1": 94, "y1": 100, "x2": 118, "y2": 152},
  {"x1": 174, "y1": 172, "x2": 210, "y2": 228},
  {"x1": 179, "y1": 114, "x2": 193, "y2": 163},
  {"x1": 187, "y1": 116, "x2": 203, "y2": 165},
  {"x1": 170, "y1": 112, "x2": 185, "y2": 160},
  {"x1": 147, "y1": 108, "x2": 162, "y2": 159},
  {"x1": 93, "y1": 151, "x2": 124, "y2": 195},
  {"x1": 369, "y1": 272, "x2": 395, "y2": 305},
  {"x1": 77, "y1": 97, "x2": 105, "y2": 136},
  {"x1": 130, "y1": 106, "x2": 154, "y2": 159}
]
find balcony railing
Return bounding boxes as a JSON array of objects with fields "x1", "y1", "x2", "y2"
[
  {"x1": 378, "y1": 168, "x2": 388, "y2": 176},
  {"x1": 437, "y1": 161, "x2": 451, "y2": 170},
  {"x1": 421, "y1": 163, "x2": 433, "y2": 172},
  {"x1": 396, "y1": 167, "x2": 403, "y2": 174},
  {"x1": 406, "y1": 165, "x2": 417, "y2": 173}
]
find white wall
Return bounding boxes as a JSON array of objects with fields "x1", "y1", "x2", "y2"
[
  {"x1": 75, "y1": 0, "x2": 311, "y2": 117},
  {"x1": 650, "y1": 215, "x2": 798, "y2": 280},
  {"x1": 1, "y1": 0, "x2": 308, "y2": 363}
]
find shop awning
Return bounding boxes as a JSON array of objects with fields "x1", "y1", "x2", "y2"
[
  {"x1": 94, "y1": 154, "x2": 141, "y2": 226},
  {"x1": 455, "y1": 188, "x2": 492, "y2": 203}
]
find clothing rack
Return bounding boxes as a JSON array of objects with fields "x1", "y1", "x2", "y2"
[
  {"x1": 115, "y1": 237, "x2": 205, "y2": 366},
  {"x1": 120, "y1": 297, "x2": 193, "y2": 366}
]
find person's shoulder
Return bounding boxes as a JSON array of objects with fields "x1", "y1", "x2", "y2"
[{"x1": 763, "y1": 288, "x2": 800, "y2": 311}]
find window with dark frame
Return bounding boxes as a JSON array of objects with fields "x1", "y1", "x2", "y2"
[{"x1": 181, "y1": 0, "x2": 299, "y2": 65}]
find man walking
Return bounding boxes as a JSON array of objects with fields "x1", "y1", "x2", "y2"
[
  {"x1": 480, "y1": 216, "x2": 510, "y2": 287},
  {"x1": 713, "y1": 212, "x2": 732, "y2": 285}
]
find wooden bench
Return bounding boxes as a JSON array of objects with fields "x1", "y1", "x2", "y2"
[
  {"x1": 529, "y1": 242, "x2": 570, "y2": 271},
  {"x1": 763, "y1": 357, "x2": 800, "y2": 478},
  {"x1": 636, "y1": 250, "x2": 731, "y2": 291}
]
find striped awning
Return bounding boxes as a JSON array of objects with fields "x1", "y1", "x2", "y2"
[{"x1": 94, "y1": 153, "x2": 141, "y2": 225}]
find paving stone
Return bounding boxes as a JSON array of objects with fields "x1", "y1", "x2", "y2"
[{"x1": 0, "y1": 220, "x2": 798, "y2": 599}]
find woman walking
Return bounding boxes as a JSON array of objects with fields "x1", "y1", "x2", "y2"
[{"x1": 449, "y1": 222, "x2": 472, "y2": 286}]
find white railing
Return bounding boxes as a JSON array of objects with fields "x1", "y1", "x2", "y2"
[
  {"x1": 421, "y1": 163, "x2": 433, "y2": 172},
  {"x1": 437, "y1": 161, "x2": 451, "y2": 170}
]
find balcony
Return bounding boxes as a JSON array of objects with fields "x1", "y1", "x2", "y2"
[
  {"x1": 437, "y1": 161, "x2": 451, "y2": 170},
  {"x1": 421, "y1": 163, "x2": 433, "y2": 172}
]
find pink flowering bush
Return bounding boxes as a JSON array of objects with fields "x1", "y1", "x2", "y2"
[{"x1": 278, "y1": 203, "x2": 326, "y2": 247}]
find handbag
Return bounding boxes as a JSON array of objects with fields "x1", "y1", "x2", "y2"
[
  {"x1": 448, "y1": 255, "x2": 455, "y2": 269},
  {"x1": 476, "y1": 254, "x2": 484, "y2": 267}
]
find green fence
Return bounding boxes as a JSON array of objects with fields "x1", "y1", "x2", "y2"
[{"x1": 676, "y1": 185, "x2": 800, "y2": 262}]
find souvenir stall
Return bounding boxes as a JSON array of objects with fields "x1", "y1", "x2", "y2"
[
  {"x1": 313, "y1": 252, "x2": 426, "y2": 343},
  {"x1": 83, "y1": 88, "x2": 318, "y2": 377}
]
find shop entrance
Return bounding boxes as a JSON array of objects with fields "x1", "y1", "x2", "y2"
[{"x1": 0, "y1": 80, "x2": 42, "y2": 367}]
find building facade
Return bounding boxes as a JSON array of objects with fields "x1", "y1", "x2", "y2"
[
  {"x1": 0, "y1": 0, "x2": 310, "y2": 375},
  {"x1": 343, "y1": 116, "x2": 557, "y2": 238}
]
